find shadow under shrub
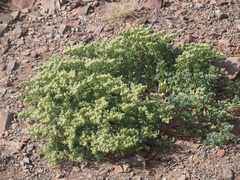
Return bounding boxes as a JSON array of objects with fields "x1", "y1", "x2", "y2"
[{"x1": 20, "y1": 25, "x2": 239, "y2": 164}]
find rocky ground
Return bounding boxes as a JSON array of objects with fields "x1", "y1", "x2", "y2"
[{"x1": 0, "y1": 0, "x2": 240, "y2": 179}]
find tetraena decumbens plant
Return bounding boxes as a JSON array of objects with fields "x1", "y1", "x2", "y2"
[{"x1": 20, "y1": 25, "x2": 239, "y2": 164}]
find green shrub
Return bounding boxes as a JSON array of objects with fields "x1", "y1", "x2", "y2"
[{"x1": 20, "y1": 25, "x2": 239, "y2": 164}]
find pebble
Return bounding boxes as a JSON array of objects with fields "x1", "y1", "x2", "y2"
[
  {"x1": 23, "y1": 157, "x2": 30, "y2": 164},
  {"x1": 0, "y1": 88, "x2": 6, "y2": 95},
  {"x1": 217, "y1": 149, "x2": 226, "y2": 158}
]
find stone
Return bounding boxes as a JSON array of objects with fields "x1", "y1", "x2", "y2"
[
  {"x1": 2, "y1": 148, "x2": 18, "y2": 155},
  {"x1": 0, "y1": 88, "x2": 6, "y2": 95},
  {"x1": 43, "y1": 27, "x2": 53, "y2": 34},
  {"x1": 135, "y1": 176, "x2": 142, "y2": 180},
  {"x1": 46, "y1": 33, "x2": 54, "y2": 39},
  {"x1": 86, "y1": 25, "x2": 103, "y2": 35},
  {"x1": 10, "y1": 26, "x2": 25, "y2": 40},
  {"x1": 165, "y1": 19, "x2": 173, "y2": 26},
  {"x1": 39, "y1": 0, "x2": 66, "y2": 10},
  {"x1": 210, "y1": 0, "x2": 217, "y2": 4},
  {"x1": 72, "y1": 4, "x2": 91, "y2": 15},
  {"x1": 94, "y1": 3, "x2": 116, "y2": 15},
  {"x1": 179, "y1": 174, "x2": 186, "y2": 180},
  {"x1": 36, "y1": 47, "x2": 48, "y2": 54},
  {"x1": 125, "y1": 154, "x2": 146, "y2": 168},
  {"x1": 98, "y1": 168, "x2": 109, "y2": 175},
  {"x1": 143, "y1": 0, "x2": 165, "y2": 9},
  {"x1": 59, "y1": 24, "x2": 71, "y2": 35},
  {"x1": 0, "y1": 13, "x2": 13, "y2": 24},
  {"x1": 62, "y1": 19, "x2": 81, "y2": 26},
  {"x1": 218, "y1": 0, "x2": 229, "y2": 6},
  {"x1": 218, "y1": 13, "x2": 229, "y2": 20},
  {"x1": 21, "y1": 135, "x2": 29, "y2": 143},
  {"x1": 103, "y1": 25, "x2": 114, "y2": 31},
  {"x1": 0, "y1": 109, "x2": 13, "y2": 134},
  {"x1": 113, "y1": 165, "x2": 123, "y2": 174},
  {"x1": 219, "y1": 39, "x2": 231, "y2": 46},
  {"x1": 21, "y1": 51, "x2": 30, "y2": 56},
  {"x1": 0, "y1": 24, "x2": 8, "y2": 36},
  {"x1": 216, "y1": 149, "x2": 226, "y2": 158},
  {"x1": 21, "y1": 8, "x2": 29, "y2": 14},
  {"x1": 223, "y1": 168, "x2": 234, "y2": 180},
  {"x1": 87, "y1": 174, "x2": 93, "y2": 179},
  {"x1": 0, "y1": 43, "x2": 9, "y2": 55},
  {"x1": 72, "y1": 166, "x2": 81, "y2": 173},
  {"x1": 123, "y1": 163, "x2": 130, "y2": 172},
  {"x1": 195, "y1": 3, "x2": 204, "y2": 8},
  {"x1": 31, "y1": 51, "x2": 37, "y2": 57},
  {"x1": 56, "y1": 171, "x2": 65, "y2": 179},
  {"x1": 11, "y1": 123, "x2": 18, "y2": 130},
  {"x1": 23, "y1": 157, "x2": 30, "y2": 164},
  {"x1": 31, "y1": 153, "x2": 40, "y2": 161},
  {"x1": 175, "y1": 10, "x2": 186, "y2": 16},
  {"x1": 0, "y1": 139, "x2": 23, "y2": 151},
  {"x1": 191, "y1": 144, "x2": 201, "y2": 149},
  {"x1": 29, "y1": 11, "x2": 41, "y2": 18},
  {"x1": 0, "y1": 11, "x2": 20, "y2": 25},
  {"x1": 7, "y1": 60, "x2": 16, "y2": 71},
  {"x1": 21, "y1": 128, "x2": 29, "y2": 134},
  {"x1": 220, "y1": 57, "x2": 240, "y2": 79},
  {"x1": 11, "y1": 0, "x2": 36, "y2": 9}
]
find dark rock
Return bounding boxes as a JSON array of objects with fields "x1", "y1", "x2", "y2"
[
  {"x1": 218, "y1": 13, "x2": 229, "y2": 20},
  {"x1": 0, "y1": 109, "x2": 13, "y2": 134},
  {"x1": 218, "y1": 0, "x2": 229, "y2": 6}
]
